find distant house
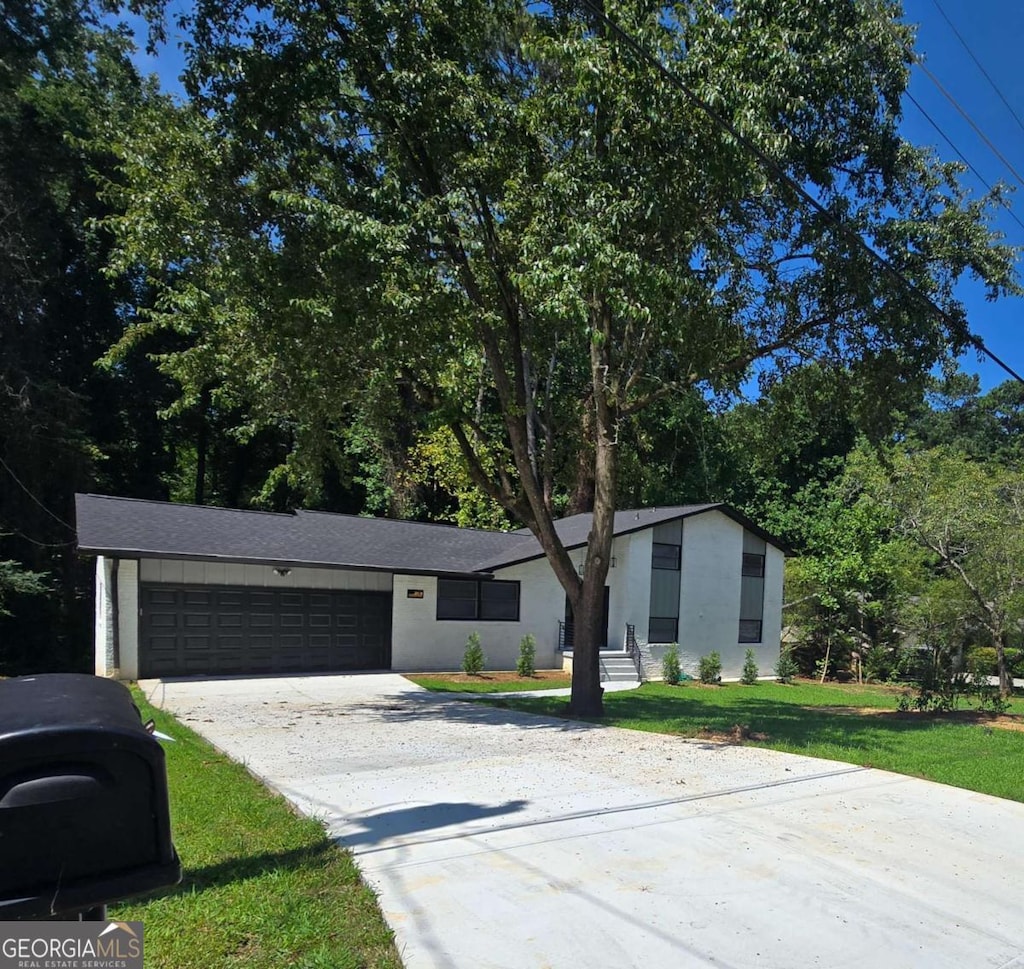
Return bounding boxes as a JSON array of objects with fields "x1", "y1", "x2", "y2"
[{"x1": 75, "y1": 494, "x2": 785, "y2": 682}]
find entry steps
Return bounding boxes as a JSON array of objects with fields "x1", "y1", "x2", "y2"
[
  {"x1": 599, "y1": 651, "x2": 641, "y2": 683},
  {"x1": 562, "y1": 649, "x2": 641, "y2": 683}
]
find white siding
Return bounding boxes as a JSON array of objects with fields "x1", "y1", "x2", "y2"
[
  {"x1": 94, "y1": 555, "x2": 140, "y2": 679},
  {"x1": 633, "y1": 511, "x2": 784, "y2": 681},
  {"x1": 391, "y1": 557, "x2": 563, "y2": 671},
  {"x1": 94, "y1": 556, "x2": 113, "y2": 676},
  {"x1": 762, "y1": 543, "x2": 785, "y2": 660},
  {"x1": 607, "y1": 529, "x2": 653, "y2": 648},
  {"x1": 138, "y1": 558, "x2": 392, "y2": 592},
  {"x1": 119, "y1": 559, "x2": 140, "y2": 680},
  {"x1": 677, "y1": 511, "x2": 746, "y2": 680}
]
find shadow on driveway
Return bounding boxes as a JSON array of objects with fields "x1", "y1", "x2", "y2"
[
  {"x1": 341, "y1": 688, "x2": 598, "y2": 732},
  {"x1": 336, "y1": 799, "x2": 529, "y2": 849}
]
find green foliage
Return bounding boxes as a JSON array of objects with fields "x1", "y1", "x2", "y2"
[
  {"x1": 462, "y1": 632, "x2": 485, "y2": 676},
  {"x1": 0, "y1": 560, "x2": 49, "y2": 616},
  {"x1": 104, "y1": 0, "x2": 1019, "y2": 719},
  {"x1": 698, "y1": 651, "x2": 722, "y2": 686},
  {"x1": 968, "y1": 647, "x2": 1024, "y2": 678},
  {"x1": 740, "y1": 649, "x2": 759, "y2": 685},
  {"x1": 516, "y1": 634, "x2": 537, "y2": 678},
  {"x1": 662, "y1": 643, "x2": 682, "y2": 686},
  {"x1": 861, "y1": 445, "x2": 1024, "y2": 696},
  {"x1": 774, "y1": 648, "x2": 799, "y2": 684}
]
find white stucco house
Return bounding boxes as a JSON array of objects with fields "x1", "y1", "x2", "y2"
[{"x1": 76, "y1": 494, "x2": 786, "y2": 682}]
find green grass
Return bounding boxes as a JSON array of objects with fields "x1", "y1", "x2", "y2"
[
  {"x1": 405, "y1": 673, "x2": 572, "y2": 693},
  {"x1": 114, "y1": 691, "x2": 401, "y2": 969},
  {"x1": 480, "y1": 680, "x2": 1024, "y2": 803}
]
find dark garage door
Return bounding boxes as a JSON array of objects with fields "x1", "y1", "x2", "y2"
[{"x1": 139, "y1": 584, "x2": 392, "y2": 678}]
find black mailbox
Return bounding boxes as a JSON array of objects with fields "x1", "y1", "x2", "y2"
[{"x1": 0, "y1": 673, "x2": 181, "y2": 918}]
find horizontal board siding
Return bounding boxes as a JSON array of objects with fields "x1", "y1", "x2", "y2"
[{"x1": 139, "y1": 558, "x2": 392, "y2": 591}]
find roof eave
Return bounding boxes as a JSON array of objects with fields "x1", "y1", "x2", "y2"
[{"x1": 76, "y1": 546, "x2": 493, "y2": 580}]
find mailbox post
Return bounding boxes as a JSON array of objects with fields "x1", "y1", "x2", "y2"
[{"x1": 0, "y1": 674, "x2": 181, "y2": 919}]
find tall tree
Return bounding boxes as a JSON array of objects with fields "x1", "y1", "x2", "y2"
[
  {"x1": 0, "y1": 0, "x2": 171, "y2": 671},
  {"x1": 108, "y1": 0, "x2": 1017, "y2": 713},
  {"x1": 860, "y1": 446, "x2": 1024, "y2": 697}
]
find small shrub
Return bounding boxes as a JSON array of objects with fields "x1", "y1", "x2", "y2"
[
  {"x1": 662, "y1": 643, "x2": 682, "y2": 685},
  {"x1": 740, "y1": 648, "x2": 759, "y2": 685},
  {"x1": 698, "y1": 651, "x2": 722, "y2": 685},
  {"x1": 774, "y1": 648, "x2": 798, "y2": 684},
  {"x1": 516, "y1": 634, "x2": 537, "y2": 677},
  {"x1": 967, "y1": 646, "x2": 1024, "y2": 678},
  {"x1": 972, "y1": 667, "x2": 1011, "y2": 715},
  {"x1": 462, "y1": 632, "x2": 485, "y2": 675}
]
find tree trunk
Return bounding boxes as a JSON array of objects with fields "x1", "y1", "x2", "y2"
[
  {"x1": 567, "y1": 314, "x2": 618, "y2": 717},
  {"x1": 996, "y1": 633, "x2": 1013, "y2": 698},
  {"x1": 819, "y1": 635, "x2": 831, "y2": 684},
  {"x1": 194, "y1": 386, "x2": 211, "y2": 506},
  {"x1": 569, "y1": 578, "x2": 605, "y2": 717}
]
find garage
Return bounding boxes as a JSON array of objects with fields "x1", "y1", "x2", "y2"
[{"x1": 139, "y1": 584, "x2": 392, "y2": 678}]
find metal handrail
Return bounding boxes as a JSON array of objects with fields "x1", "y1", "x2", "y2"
[
  {"x1": 558, "y1": 619, "x2": 575, "y2": 651},
  {"x1": 625, "y1": 624, "x2": 643, "y2": 679}
]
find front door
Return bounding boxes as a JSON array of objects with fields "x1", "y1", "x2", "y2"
[{"x1": 563, "y1": 587, "x2": 610, "y2": 650}]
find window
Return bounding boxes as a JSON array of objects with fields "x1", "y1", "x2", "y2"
[
  {"x1": 739, "y1": 620, "x2": 763, "y2": 643},
  {"x1": 652, "y1": 542, "x2": 681, "y2": 571},
  {"x1": 437, "y1": 579, "x2": 520, "y2": 621},
  {"x1": 742, "y1": 553, "x2": 765, "y2": 577},
  {"x1": 648, "y1": 617, "x2": 678, "y2": 643},
  {"x1": 480, "y1": 581, "x2": 519, "y2": 621},
  {"x1": 436, "y1": 580, "x2": 477, "y2": 619}
]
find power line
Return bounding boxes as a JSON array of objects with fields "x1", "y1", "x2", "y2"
[
  {"x1": 904, "y1": 88, "x2": 1024, "y2": 237},
  {"x1": 930, "y1": 0, "x2": 1024, "y2": 142},
  {"x1": 0, "y1": 456, "x2": 74, "y2": 531},
  {"x1": 913, "y1": 58, "x2": 1024, "y2": 194},
  {"x1": 574, "y1": 0, "x2": 1024, "y2": 387}
]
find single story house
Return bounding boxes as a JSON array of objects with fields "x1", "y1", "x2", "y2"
[{"x1": 75, "y1": 494, "x2": 785, "y2": 682}]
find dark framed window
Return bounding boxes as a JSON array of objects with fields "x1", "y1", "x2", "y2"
[
  {"x1": 648, "y1": 617, "x2": 678, "y2": 643},
  {"x1": 742, "y1": 553, "x2": 765, "y2": 578},
  {"x1": 481, "y1": 581, "x2": 520, "y2": 621},
  {"x1": 739, "y1": 619, "x2": 763, "y2": 643},
  {"x1": 437, "y1": 579, "x2": 520, "y2": 621},
  {"x1": 652, "y1": 542, "x2": 681, "y2": 571}
]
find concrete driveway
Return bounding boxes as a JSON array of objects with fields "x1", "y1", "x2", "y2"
[{"x1": 142, "y1": 673, "x2": 1024, "y2": 969}]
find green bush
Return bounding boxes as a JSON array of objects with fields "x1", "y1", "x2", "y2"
[
  {"x1": 740, "y1": 648, "x2": 759, "y2": 685},
  {"x1": 698, "y1": 651, "x2": 722, "y2": 685},
  {"x1": 774, "y1": 648, "x2": 798, "y2": 684},
  {"x1": 516, "y1": 634, "x2": 537, "y2": 677},
  {"x1": 662, "y1": 643, "x2": 682, "y2": 685},
  {"x1": 462, "y1": 632, "x2": 485, "y2": 675},
  {"x1": 967, "y1": 646, "x2": 1024, "y2": 678}
]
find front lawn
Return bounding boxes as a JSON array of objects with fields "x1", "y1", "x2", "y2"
[
  {"x1": 473, "y1": 679, "x2": 1024, "y2": 803},
  {"x1": 405, "y1": 670, "x2": 572, "y2": 693},
  {"x1": 114, "y1": 691, "x2": 401, "y2": 969}
]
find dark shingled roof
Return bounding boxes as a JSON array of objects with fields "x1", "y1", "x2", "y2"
[
  {"x1": 75, "y1": 494, "x2": 518, "y2": 576},
  {"x1": 75, "y1": 495, "x2": 786, "y2": 575},
  {"x1": 470, "y1": 504, "x2": 787, "y2": 570}
]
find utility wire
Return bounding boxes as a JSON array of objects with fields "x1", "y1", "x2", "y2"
[
  {"x1": 930, "y1": 0, "x2": 1024, "y2": 142},
  {"x1": 913, "y1": 58, "x2": 1024, "y2": 194},
  {"x1": 574, "y1": 0, "x2": 1024, "y2": 386},
  {"x1": 904, "y1": 88, "x2": 1024, "y2": 237},
  {"x1": 0, "y1": 455, "x2": 75, "y2": 531}
]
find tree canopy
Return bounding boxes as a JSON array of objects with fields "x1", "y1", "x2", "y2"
[{"x1": 104, "y1": 0, "x2": 1019, "y2": 712}]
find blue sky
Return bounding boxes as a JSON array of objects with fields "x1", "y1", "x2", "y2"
[
  {"x1": 900, "y1": 0, "x2": 1024, "y2": 390},
  {"x1": 130, "y1": 1, "x2": 1022, "y2": 391}
]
